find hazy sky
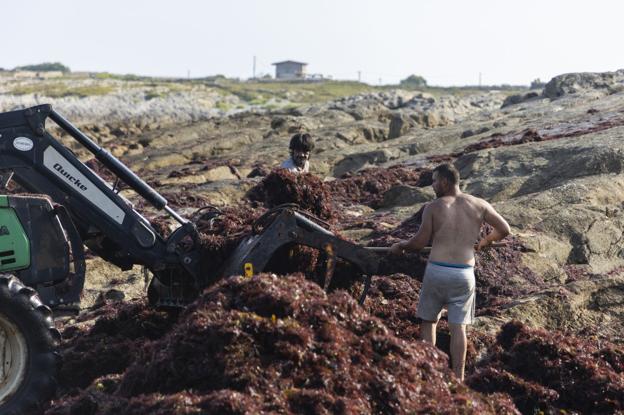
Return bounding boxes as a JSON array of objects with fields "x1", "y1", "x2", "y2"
[{"x1": 2, "y1": 0, "x2": 622, "y2": 86}]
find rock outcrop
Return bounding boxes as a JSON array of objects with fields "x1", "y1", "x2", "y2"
[{"x1": 543, "y1": 69, "x2": 624, "y2": 99}]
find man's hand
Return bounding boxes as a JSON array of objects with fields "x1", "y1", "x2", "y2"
[
  {"x1": 475, "y1": 238, "x2": 491, "y2": 252},
  {"x1": 389, "y1": 242, "x2": 405, "y2": 256}
]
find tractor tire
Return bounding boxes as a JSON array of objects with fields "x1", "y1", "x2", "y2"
[{"x1": 0, "y1": 275, "x2": 60, "y2": 415}]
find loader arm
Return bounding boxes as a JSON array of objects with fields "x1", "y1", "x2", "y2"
[
  {"x1": 0, "y1": 105, "x2": 201, "y2": 300},
  {"x1": 220, "y1": 207, "x2": 381, "y2": 303}
]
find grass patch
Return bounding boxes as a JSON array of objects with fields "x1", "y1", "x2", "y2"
[
  {"x1": 209, "y1": 80, "x2": 526, "y2": 105},
  {"x1": 94, "y1": 72, "x2": 152, "y2": 82},
  {"x1": 213, "y1": 80, "x2": 376, "y2": 104},
  {"x1": 10, "y1": 83, "x2": 114, "y2": 98},
  {"x1": 144, "y1": 90, "x2": 169, "y2": 100},
  {"x1": 215, "y1": 101, "x2": 232, "y2": 111}
]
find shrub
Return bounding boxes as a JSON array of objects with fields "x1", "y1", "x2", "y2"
[
  {"x1": 400, "y1": 74, "x2": 428, "y2": 87},
  {"x1": 15, "y1": 62, "x2": 70, "y2": 72}
]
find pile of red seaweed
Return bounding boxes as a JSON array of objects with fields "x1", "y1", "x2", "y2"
[
  {"x1": 46, "y1": 274, "x2": 517, "y2": 415},
  {"x1": 191, "y1": 206, "x2": 263, "y2": 284},
  {"x1": 367, "y1": 205, "x2": 426, "y2": 245},
  {"x1": 473, "y1": 237, "x2": 545, "y2": 314},
  {"x1": 461, "y1": 129, "x2": 544, "y2": 154},
  {"x1": 327, "y1": 166, "x2": 432, "y2": 208},
  {"x1": 50, "y1": 144, "x2": 624, "y2": 415},
  {"x1": 360, "y1": 274, "x2": 496, "y2": 374},
  {"x1": 246, "y1": 166, "x2": 433, "y2": 221},
  {"x1": 247, "y1": 169, "x2": 335, "y2": 220},
  {"x1": 159, "y1": 188, "x2": 210, "y2": 208},
  {"x1": 55, "y1": 301, "x2": 178, "y2": 392},
  {"x1": 467, "y1": 321, "x2": 624, "y2": 414}
]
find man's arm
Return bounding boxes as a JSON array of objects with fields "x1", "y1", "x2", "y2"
[
  {"x1": 476, "y1": 201, "x2": 511, "y2": 250},
  {"x1": 389, "y1": 204, "x2": 434, "y2": 255}
]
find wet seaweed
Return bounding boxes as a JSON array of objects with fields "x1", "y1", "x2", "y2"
[
  {"x1": 327, "y1": 166, "x2": 431, "y2": 208},
  {"x1": 467, "y1": 321, "x2": 624, "y2": 414},
  {"x1": 47, "y1": 275, "x2": 517, "y2": 415},
  {"x1": 247, "y1": 169, "x2": 335, "y2": 220}
]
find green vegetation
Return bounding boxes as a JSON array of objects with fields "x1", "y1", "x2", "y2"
[
  {"x1": 207, "y1": 78, "x2": 527, "y2": 105},
  {"x1": 10, "y1": 83, "x2": 114, "y2": 98},
  {"x1": 15, "y1": 62, "x2": 70, "y2": 72},
  {"x1": 94, "y1": 72, "x2": 152, "y2": 81},
  {"x1": 214, "y1": 101, "x2": 232, "y2": 111},
  {"x1": 144, "y1": 90, "x2": 170, "y2": 100},
  {"x1": 400, "y1": 74, "x2": 428, "y2": 87},
  {"x1": 213, "y1": 80, "x2": 376, "y2": 105}
]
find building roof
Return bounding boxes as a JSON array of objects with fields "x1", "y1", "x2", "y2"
[{"x1": 271, "y1": 60, "x2": 308, "y2": 66}]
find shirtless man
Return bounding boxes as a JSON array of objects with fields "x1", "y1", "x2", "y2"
[{"x1": 389, "y1": 163, "x2": 510, "y2": 381}]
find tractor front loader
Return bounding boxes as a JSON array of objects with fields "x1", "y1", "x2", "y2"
[{"x1": 0, "y1": 105, "x2": 383, "y2": 414}]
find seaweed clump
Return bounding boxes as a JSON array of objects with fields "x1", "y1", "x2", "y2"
[
  {"x1": 473, "y1": 235, "x2": 545, "y2": 314},
  {"x1": 47, "y1": 275, "x2": 518, "y2": 415},
  {"x1": 361, "y1": 274, "x2": 496, "y2": 374},
  {"x1": 192, "y1": 206, "x2": 263, "y2": 284},
  {"x1": 247, "y1": 168, "x2": 335, "y2": 220},
  {"x1": 327, "y1": 166, "x2": 432, "y2": 208},
  {"x1": 467, "y1": 321, "x2": 624, "y2": 414},
  {"x1": 56, "y1": 300, "x2": 178, "y2": 391}
]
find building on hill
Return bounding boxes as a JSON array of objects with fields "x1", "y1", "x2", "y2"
[{"x1": 272, "y1": 60, "x2": 307, "y2": 80}]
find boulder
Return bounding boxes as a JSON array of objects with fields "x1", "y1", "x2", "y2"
[
  {"x1": 332, "y1": 149, "x2": 400, "y2": 177},
  {"x1": 361, "y1": 125, "x2": 387, "y2": 142},
  {"x1": 501, "y1": 92, "x2": 540, "y2": 108},
  {"x1": 379, "y1": 185, "x2": 435, "y2": 208},
  {"x1": 461, "y1": 126, "x2": 491, "y2": 139},
  {"x1": 203, "y1": 165, "x2": 239, "y2": 182},
  {"x1": 543, "y1": 70, "x2": 624, "y2": 99},
  {"x1": 388, "y1": 112, "x2": 416, "y2": 139}
]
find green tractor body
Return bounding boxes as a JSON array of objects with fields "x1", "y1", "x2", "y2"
[
  {"x1": 0, "y1": 194, "x2": 76, "y2": 414},
  {"x1": 0, "y1": 196, "x2": 32, "y2": 273}
]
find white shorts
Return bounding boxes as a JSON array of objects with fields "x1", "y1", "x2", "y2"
[{"x1": 417, "y1": 262, "x2": 476, "y2": 325}]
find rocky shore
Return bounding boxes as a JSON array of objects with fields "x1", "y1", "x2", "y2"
[{"x1": 2, "y1": 70, "x2": 623, "y2": 414}]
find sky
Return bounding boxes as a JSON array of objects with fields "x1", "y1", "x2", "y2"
[{"x1": 1, "y1": 0, "x2": 622, "y2": 86}]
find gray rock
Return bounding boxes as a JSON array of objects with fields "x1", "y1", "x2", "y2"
[
  {"x1": 379, "y1": 185, "x2": 435, "y2": 208},
  {"x1": 361, "y1": 126, "x2": 387, "y2": 142},
  {"x1": 388, "y1": 113, "x2": 416, "y2": 139},
  {"x1": 543, "y1": 70, "x2": 624, "y2": 99},
  {"x1": 104, "y1": 289, "x2": 125, "y2": 302},
  {"x1": 456, "y1": 132, "x2": 624, "y2": 200},
  {"x1": 461, "y1": 126, "x2": 490, "y2": 139},
  {"x1": 501, "y1": 92, "x2": 540, "y2": 108},
  {"x1": 333, "y1": 149, "x2": 399, "y2": 177}
]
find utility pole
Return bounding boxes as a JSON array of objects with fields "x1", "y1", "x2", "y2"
[
  {"x1": 187, "y1": 69, "x2": 190, "y2": 79},
  {"x1": 253, "y1": 56, "x2": 256, "y2": 79},
  {"x1": 479, "y1": 72, "x2": 482, "y2": 87},
  {"x1": 357, "y1": 71, "x2": 361, "y2": 82}
]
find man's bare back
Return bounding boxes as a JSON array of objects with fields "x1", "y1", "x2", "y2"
[
  {"x1": 427, "y1": 194, "x2": 489, "y2": 266},
  {"x1": 389, "y1": 187, "x2": 509, "y2": 263}
]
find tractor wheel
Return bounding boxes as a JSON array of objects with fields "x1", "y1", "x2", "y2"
[{"x1": 0, "y1": 275, "x2": 60, "y2": 415}]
